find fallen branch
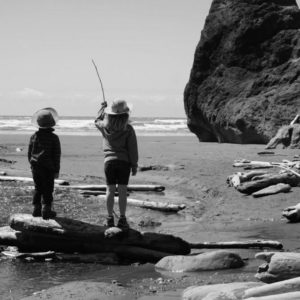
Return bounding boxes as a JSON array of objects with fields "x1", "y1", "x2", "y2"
[
  {"x1": 98, "y1": 195, "x2": 185, "y2": 212},
  {"x1": 64, "y1": 184, "x2": 165, "y2": 192},
  {"x1": 0, "y1": 175, "x2": 69, "y2": 186},
  {"x1": 189, "y1": 240, "x2": 283, "y2": 250}
]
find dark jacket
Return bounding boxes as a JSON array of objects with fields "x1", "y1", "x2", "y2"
[{"x1": 28, "y1": 128, "x2": 61, "y2": 173}]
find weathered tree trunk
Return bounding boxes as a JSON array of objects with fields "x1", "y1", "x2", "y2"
[
  {"x1": 3, "y1": 214, "x2": 190, "y2": 263},
  {"x1": 189, "y1": 240, "x2": 283, "y2": 250},
  {"x1": 237, "y1": 173, "x2": 299, "y2": 195},
  {"x1": 98, "y1": 195, "x2": 185, "y2": 212},
  {"x1": 0, "y1": 175, "x2": 69, "y2": 186}
]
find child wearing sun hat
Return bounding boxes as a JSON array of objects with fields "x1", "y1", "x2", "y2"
[
  {"x1": 95, "y1": 100, "x2": 138, "y2": 229},
  {"x1": 28, "y1": 107, "x2": 61, "y2": 219}
]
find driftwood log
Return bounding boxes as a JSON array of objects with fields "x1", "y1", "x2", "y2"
[
  {"x1": 64, "y1": 184, "x2": 165, "y2": 192},
  {"x1": 0, "y1": 175, "x2": 69, "y2": 186},
  {"x1": 252, "y1": 183, "x2": 291, "y2": 198},
  {"x1": 236, "y1": 173, "x2": 299, "y2": 195},
  {"x1": 98, "y1": 195, "x2": 185, "y2": 212},
  {"x1": 227, "y1": 171, "x2": 269, "y2": 188},
  {"x1": 189, "y1": 240, "x2": 283, "y2": 250},
  {"x1": 0, "y1": 214, "x2": 190, "y2": 263}
]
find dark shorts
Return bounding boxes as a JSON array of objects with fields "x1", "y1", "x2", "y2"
[{"x1": 104, "y1": 160, "x2": 131, "y2": 185}]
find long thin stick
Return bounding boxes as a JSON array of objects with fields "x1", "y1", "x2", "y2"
[{"x1": 92, "y1": 59, "x2": 106, "y2": 104}]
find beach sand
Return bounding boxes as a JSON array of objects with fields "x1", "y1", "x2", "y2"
[{"x1": 1, "y1": 132, "x2": 300, "y2": 299}]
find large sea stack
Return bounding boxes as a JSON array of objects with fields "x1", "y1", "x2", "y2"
[{"x1": 184, "y1": 0, "x2": 300, "y2": 144}]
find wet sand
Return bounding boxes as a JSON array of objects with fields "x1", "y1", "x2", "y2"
[{"x1": 1, "y1": 132, "x2": 300, "y2": 299}]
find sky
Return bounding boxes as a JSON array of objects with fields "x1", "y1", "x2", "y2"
[{"x1": 1, "y1": 0, "x2": 299, "y2": 117}]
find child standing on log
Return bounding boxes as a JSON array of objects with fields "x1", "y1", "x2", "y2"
[
  {"x1": 28, "y1": 108, "x2": 61, "y2": 219},
  {"x1": 95, "y1": 100, "x2": 138, "y2": 229}
]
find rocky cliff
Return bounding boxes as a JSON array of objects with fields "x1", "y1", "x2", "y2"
[{"x1": 184, "y1": 0, "x2": 300, "y2": 144}]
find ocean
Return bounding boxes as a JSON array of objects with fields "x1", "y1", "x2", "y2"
[{"x1": 0, "y1": 116, "x2": 192, "y2": 136}]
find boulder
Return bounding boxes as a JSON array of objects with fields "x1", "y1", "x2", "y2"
[
  {"x1": 255, "y1": 252, "x2": 300, "y2": 282},
  {"x1": 184, "y1": 0, "x2": 300, "y2": 144},
  {"x1": 155, "y1": 250, "x2": 244, "y2": 272},
  {"x1": 244, "y1": 276, "x2": 300, "y2": 298},
  {"x1": 182, "y1": 282, "x2": 262, "y2": 300}
]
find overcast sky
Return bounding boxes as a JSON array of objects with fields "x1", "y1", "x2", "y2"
[{"x1": 1, "y1": 0, "x2": 299, "y2": 117}]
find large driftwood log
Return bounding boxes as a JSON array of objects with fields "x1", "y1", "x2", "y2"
[
  {"x1": 252, "y1": 183, "x2": 291, "y2": 198},
  {"x1": 244, "y1": 277, "x2": 300, "y2": 298},
  {"x1": 227, "y1": 171, "x2": 269, "y2": 188},
  {"x1": 255, "y1": 252, "x2": 300, "y2": 283},
  {"x1": 64, "y1": 184, "x2": 165, "y2": 192},
  {"x1": 98, "y1": 195, "x2": 185, "y2": 212},
  {"x1": 236, "y1": 173, "x2": 299, "y2": 195},
  {"x1": 1, "y1": 214, "x2": 190, "y2": 263},
  {"x1": 0, "y1": 175, "x2": 69, "y2": 186},
  {"x1": 189, "y1": 240, "x2": 283, "y2": 250}
]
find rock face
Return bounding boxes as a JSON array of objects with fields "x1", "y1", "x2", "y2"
[{"x1": 184, "y1": 0, "x2": 300, "y2": 144}]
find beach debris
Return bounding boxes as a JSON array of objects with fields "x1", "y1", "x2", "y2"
[
  {"x1": 0, "y1": 213, "x2": 190, "y2": 264},
  {"x1": 0, "y1": 158, "x2": 16, "y2": 164},
  {"x1": 138, "y1": 216, "x2": 162, "y2": 227},
  {"x1": 189, "y1": 239, "x2": 283, "y2": 250},
  {"x1": 63, "y1": 184, "x2": 165, "y2": 192},
  {"x1": 15, "y1": 147, "x2": 23, "y2": 152},
  {"x1": 0, "y1": 175, "x2": 69, "y2": 186},
  {"x1": 252, "y1": 183, "x2": 291, "y2": 197},
  {"x1": 244, "y1": 277, "x2": 300, "y2": 299},
  {"x1": 182, "y1": 282, "x2": 263, "y2": 300},
  {"x1": 0, "y1": 171, "x2": 6, "y2": 175},
  {"x1": 2, "y1": 248, "x2": 56, "y2": 261},
  {"x1": 255, "y1": 252, "x2": 300, "y2": 283},
  {"x1": 138, "y1": 164, "x2": 184, "y2": 172},
  {"x1": 98, "y1": 195, "x2": 185, "y2": 213},
  {"x1": 155, "y1": 250, "x2": 244, "y2": 272},
  {"x1": 236, "y1": 173, "x2": 299, "y2": 195},
  {"x1": 266, "y1": 123, "x2": 300, "y2": 150},
  {"x1": 282, "y1": 203, "x2": 300, "y2": 222},
  {"x1": 257, "y1": 151, "x2": 275, "y2": 155},
  {"x1": 227, "y1": 170, "x2": 268, "y2": 187}
]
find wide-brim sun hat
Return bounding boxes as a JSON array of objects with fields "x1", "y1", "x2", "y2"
[
  {"x1": 105, "y1": 100, "x2": 131, "y2": 115},
  {"x1": 32, "y1": 107, "x2": 59, "y2": 128}
]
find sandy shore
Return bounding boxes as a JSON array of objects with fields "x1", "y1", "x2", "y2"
[{"x1": 1, "y1": 132, "x2": 300, "y2": 299}]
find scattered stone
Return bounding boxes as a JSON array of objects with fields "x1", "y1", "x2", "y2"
[
  {"x1": 138, "y1": 217, "x2": 162, "y2": 228},
  {"x1": 155, "y1": 250, "x2": 244, "y2": 272},
  {"x1": 20, "y1": 281, "x2": 134, "y2": 300}
]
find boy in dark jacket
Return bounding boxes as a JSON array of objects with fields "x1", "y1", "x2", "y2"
[{"x1": 28, "y1": 108, "x2": 61, "y2": 219}]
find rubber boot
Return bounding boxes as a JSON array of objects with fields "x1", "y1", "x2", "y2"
[
  {"x1": 106, "y1": 216, "x2": 115, "y2": 227},
  {"x1": 32, "y1": 204, "x2": 42, "y2": 217},
  {"x1": 42, "y1": 204, "x2": 57, "y2": 220}
]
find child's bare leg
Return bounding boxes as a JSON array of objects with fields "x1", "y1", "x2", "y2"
[
  {"x1": 106, "y1": 185, "x2": 116, "y2": 216},
  {"x1": 117, "y1": 184, "x2": 127, "y2": 216}
]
